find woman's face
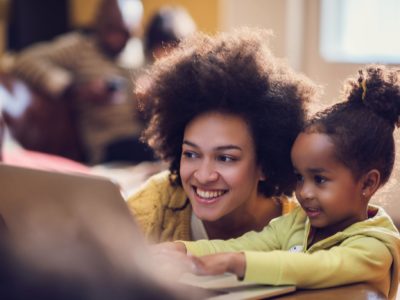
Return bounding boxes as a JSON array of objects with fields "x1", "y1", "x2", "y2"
[{"x1": 180, "y1": 112, "x2": 263, "y2": 222}]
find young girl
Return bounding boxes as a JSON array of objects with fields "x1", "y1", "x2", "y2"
[{"x1": 158, "y1": 65, "x2": 400, "y2": 299}]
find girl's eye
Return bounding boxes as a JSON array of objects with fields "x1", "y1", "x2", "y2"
[
  {"x1": 217, "y1": 155, "x2": 237, "y2": 162},
  {"x1": 314, "y1": 175, "x2": 327, "y2": 184},
  {"x1": 294, "y1": 172, "x2": 303, "y2": 182},
  {"x1": 182, "y1": 151, "x2": 199, "y2": 159}
]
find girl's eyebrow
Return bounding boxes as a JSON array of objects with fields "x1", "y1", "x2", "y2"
[
  {"x1": 307, "y1": 167, "x2": 330, "y2": 174},
  {"x1": 183, "y1": 140, "x2": 243, "y2": 152}
]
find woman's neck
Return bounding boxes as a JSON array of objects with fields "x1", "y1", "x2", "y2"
[{"x1": 203, "y1": 196, "x2": 282, "y2": 240}]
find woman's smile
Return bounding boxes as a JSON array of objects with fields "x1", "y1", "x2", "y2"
[{"x1": 192, "y1": 186, "x2": 229, "y2": 204}]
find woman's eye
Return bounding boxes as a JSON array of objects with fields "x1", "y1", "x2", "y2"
[
  {"x1": 314, "y1": 175, "x2": 327, "y2": 184},
  {"x1": 182, "y1": 151, "x2": 198, "y2": 159},
  {"x1": 217, "y1": 155, "x2": 236, "y2": 162}
]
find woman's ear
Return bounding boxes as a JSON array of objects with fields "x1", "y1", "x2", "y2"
[
  {"x1": 361, "y1": 169, "x2": 381, "y2": 200},
  {"x1": 258, "y1": 171, "x2": 267, "y2": 181},
  {"x1": 257, "y1": 165, "x2": 266, "y2": 181}
]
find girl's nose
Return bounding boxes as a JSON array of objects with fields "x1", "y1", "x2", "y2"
[{"x1": 297, "y1": 182, "x2": 314, "y2": 201}]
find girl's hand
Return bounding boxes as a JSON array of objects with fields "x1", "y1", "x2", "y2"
[{"x1": 191, "y1": 252, "x2": 246, "y2": 279}]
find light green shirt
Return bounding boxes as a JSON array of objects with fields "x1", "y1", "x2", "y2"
[{"x1": 184, "y1": 206, "x2": 400, "y2": 299}]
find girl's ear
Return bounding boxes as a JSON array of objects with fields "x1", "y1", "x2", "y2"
[{"x1": 361, "y1": 169, "x2": 381, "y2": 200}]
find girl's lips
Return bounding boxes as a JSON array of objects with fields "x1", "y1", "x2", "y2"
[{"x1": 304, "y1": 207, "x2": 322, "y2": 218}]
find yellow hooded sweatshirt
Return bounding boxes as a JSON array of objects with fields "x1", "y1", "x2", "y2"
[{"x1": 184, "y1": 205, "x2": 400, "y2": 299}]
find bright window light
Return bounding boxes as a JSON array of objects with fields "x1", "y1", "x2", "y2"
[{"x1": 320, "y1": 0, "x2": 400, "y2": 64}]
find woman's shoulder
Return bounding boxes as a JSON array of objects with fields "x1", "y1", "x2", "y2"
[
  {"x1": 126, "y1": 170, "x2": 191, "y2": 241},
  {"x1": 127, "y1": 170, "x2": 187, "y2": 207},
  {"x1": 274, "y1": 195, "x2": 299, "y2": 215}
]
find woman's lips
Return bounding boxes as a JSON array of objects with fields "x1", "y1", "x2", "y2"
[{"x1": 192, "y1": 186, "x2": 228, "y2": 204}]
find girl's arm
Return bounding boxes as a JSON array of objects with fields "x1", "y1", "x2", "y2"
[
  {"x1": 182, "y1": 210, "x2": 297, "y2": 256},
  {"x1": 190, "y1": 236, "x2": 392, "y2": 289}
]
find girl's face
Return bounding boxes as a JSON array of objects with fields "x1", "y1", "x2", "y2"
[
  {"x1": 291, "y1": 132, "x2": 367, "y2": 234},
  {"x1": 180, "y1": 112, "x2": 263, "y2": 222}
]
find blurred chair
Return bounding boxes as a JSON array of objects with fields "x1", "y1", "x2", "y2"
[{"x1": 0, "y1": 74, "x2": 86, "y2": 162}]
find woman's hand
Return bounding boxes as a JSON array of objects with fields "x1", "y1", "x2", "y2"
[
  {"x1": 150, "y1": 242, "x2": 194, "y2": 278},
  {"x1": 191, "y1": 252, "x2": 246, "y2": 279},
  {"x1": 151, "y1": 241, "x2": 187, "y2": 254}
]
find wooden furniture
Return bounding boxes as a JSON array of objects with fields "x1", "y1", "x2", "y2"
[{"x1": 275, "y1": 283, "x2": 386, "y2": 300}]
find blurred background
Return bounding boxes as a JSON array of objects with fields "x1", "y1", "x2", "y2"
[
  {"x1": 0, "y1": 0, "x2": 399, "y2": 102},
  {"x1": 0, "y1": 0, "x2": 399, "y2": 209}
]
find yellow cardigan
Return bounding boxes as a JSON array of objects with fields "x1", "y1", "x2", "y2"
[{"x1": 127, "y1": 171, "x2": 296, "y2": 242}]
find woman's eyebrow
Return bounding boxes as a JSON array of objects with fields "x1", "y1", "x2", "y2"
[
  {"x1": 215, "y1": 145, "x2": 243, "y2": 151},
  {"x1": 183, "y1": 141, "x2": 242, "y2": 151},
  {"x1": 182, "y1": 140, "x2": 198, "y2": 147}
]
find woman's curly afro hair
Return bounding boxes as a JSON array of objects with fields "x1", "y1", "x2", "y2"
[{"x1": 137, "y1": 28, "x2": 319, "y2": 197}]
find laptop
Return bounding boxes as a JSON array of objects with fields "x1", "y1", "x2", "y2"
[
  {"x1": 0, "y1": 163, "x2": 296, "y2": 299},
  {"x1": 179, "y1": 273, "x2": 295, "y2": 300},
  {"x1": 0, "y1": 163, "x2": 145, "y2": 272}
]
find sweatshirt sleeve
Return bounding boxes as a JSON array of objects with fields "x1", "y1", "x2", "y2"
[
  {"x1": 244, "y1": 235, "x2": 392, "y2": 288},
  {"x1": 12, "y1": 34, "x2": 81, "y2": 97},
  {"x1": 184, "y1": 213, "x2": 288, "y2": 256}
]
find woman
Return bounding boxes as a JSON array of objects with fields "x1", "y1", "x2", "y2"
[{"x1": 128, "y1": 28, "x2": 318, "y2": 242}]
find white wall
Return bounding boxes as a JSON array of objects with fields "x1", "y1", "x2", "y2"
[
  {"x1": 219, "y1": 0, "x2": 367, "y2": 106},
  {"x1": 219, "y1": 0, "x2": 286, "y2": 56}
]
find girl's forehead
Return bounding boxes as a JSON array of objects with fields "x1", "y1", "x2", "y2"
[{"x1": 291, "y1": 132, "x2": 337, "y2": 166}]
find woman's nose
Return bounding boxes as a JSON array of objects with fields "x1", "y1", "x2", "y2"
[{"x1": 194, "y1": 161, "x2": 218, "y2": 183}]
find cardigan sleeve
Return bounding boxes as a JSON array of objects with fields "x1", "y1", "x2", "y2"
[
  {"x1": 127, "y1": 171, "x2": 191, "y2": 242},
  {"x1": 127, "y1": 173, "x2": 165, "y2": 240}
]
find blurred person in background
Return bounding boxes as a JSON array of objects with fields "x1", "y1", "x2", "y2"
[
  {"x1": 9, "y1": 0, "x2": 154, "y2": 165},
  {"x1": 144, "y1": 6, "x2": 197, "y2": 62},
  {"x1": 134, "y1": 6, "x2": 196, "y2": 107}
]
